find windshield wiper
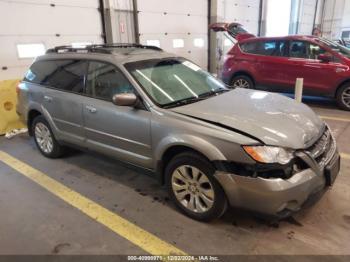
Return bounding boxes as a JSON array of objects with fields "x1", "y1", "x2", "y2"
[
  {"x1": 162, "y1": 96, "x2": 205, "y2": 108},
  {"x1": 162, "y1": 89, "x2": 229, "y2": 109},
  {"x1": 198, "y1": 88, "x2": 229, "y2": 98}
]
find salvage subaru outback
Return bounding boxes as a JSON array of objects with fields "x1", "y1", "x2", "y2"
[{"x1": 17, "y1": 44, "x2": 340, "y2": 221}]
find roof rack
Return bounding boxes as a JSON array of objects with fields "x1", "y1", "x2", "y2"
[{"x1": 46, "y1": 43, "x2": 163, "y2": 54}]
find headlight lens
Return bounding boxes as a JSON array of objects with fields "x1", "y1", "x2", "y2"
[{"x1": 243, "y1": 146, "x2": 294, "y2": 165}]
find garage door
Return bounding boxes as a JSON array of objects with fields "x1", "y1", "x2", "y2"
[
  {"x1": 137, "y1": 0, "x2": 209, "y2": 69},
  {"x1": 0, "y1": 0, "x2": 104, "y2": 80}
]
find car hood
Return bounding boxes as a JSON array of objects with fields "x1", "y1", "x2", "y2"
[{"x1": 170, "y1": 89, "x2": 324, "y2": 149}]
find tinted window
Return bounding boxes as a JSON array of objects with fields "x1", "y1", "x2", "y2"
[
  {"x1": 240, "y1": 41, "x2": 287, "y2": 56},
  {"x1": 289, "y1": 41, "x2": 327, "y2": 59},
  {"x1": 289, "y1": 41, "x2": 308, "y2": 58},
  {"x1": 24, "y1": 60, "x2": 87, "y2": 93},
  {"x1": 86, "y1": 61, "x2": 134, "y2": 101}
]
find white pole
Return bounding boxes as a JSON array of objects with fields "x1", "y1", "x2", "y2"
[{"x1": 295, "y1": 78, "x2": 304, "y2": 103}]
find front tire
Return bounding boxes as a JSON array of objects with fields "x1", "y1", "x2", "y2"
[
  {"x1": 165, "y1": 152, "x2": 227, "y2": 221},
  {"x1": 336, "y1": 83, "x2": 350, "y2": 111},
  {"x1": 230, "y1": 75, "x2": 254, "y2": 89},
  {"x1": 32, "y1": 115, "x2": 64, "y2": 158}
]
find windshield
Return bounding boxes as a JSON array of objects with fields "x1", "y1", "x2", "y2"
[
  {"x1": 125, "y1": 58, "x2": 228, "y2": 107},
  {"x1": 317, "y1": 38, "x2": 350, "y2": 58}
]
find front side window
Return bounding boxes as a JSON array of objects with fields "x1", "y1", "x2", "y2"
[
  {"x1": 309, "y1": 43, "x2": 327, "y2": 59},
  {"x1": 24, "y1": 60, "x2": 87, "y2": 93},
  {"x1": 125, "y1": 58, "x2": 227, "y2": 107},
  {"x1": 86, "y1": 61, "x2": 134, "y2": 101},
  {"x1": 289, "y1": 41, "x2": 329, "y2": 60}
]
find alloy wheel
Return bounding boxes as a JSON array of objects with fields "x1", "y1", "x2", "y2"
[
  {"x1": 34, "y1": 122, "x2": 53, "y2": 154},
  {"x1": 233, "y1": 78, "x2": 250, "y2": 88},
  {"x1": 171, "y1": 165, "x2": 215, "y2": 213},
  {"x1": 341, "y1": 86, "x2": 350, "y2": 109}
]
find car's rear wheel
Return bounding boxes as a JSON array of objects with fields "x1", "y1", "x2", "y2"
[
  {"x1": 336, "y1": 83, "x2": 350, "y2": 111},
  {"x1": 165, "y1": 152, "x2": 227, "y2": 221},
  {"x1": 230, "y1": 75, "x2": 254, "y2": 89},
  {"x1": 32, "y1": 115, "x2": 64, "y2": 158}
]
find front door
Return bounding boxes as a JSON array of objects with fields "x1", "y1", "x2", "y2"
[
  {"x1": 285, "y1": 40, "x2": 347, "y2": 95},
  {"x1": 83, "y1": 61, "x2": 153, "y2": 168}
]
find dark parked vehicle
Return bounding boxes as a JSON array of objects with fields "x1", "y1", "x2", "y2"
[{"x1": 218, "y1": 34, "x2": 350, "y2": 110}]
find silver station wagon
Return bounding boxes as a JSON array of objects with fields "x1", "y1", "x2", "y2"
[{"x1": 17, "y1": 44, "x2": 340, "y2": 221}]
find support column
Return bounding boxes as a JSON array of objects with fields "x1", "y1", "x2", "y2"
[{"x1": 102, "y1": 0, "x2": 137, "y2": 44}]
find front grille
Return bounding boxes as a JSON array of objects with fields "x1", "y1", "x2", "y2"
[{"x1": 305, "y1": 127, "x2": 336, "y2": 168}]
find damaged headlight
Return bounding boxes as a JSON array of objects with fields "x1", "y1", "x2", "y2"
[{"x1": 243, "y1": 146, "x2": 295, "y2": 165}]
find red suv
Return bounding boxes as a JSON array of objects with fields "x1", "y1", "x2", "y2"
[{"x1": 221, "y1": 35, "x2": 350, "y2": 110}]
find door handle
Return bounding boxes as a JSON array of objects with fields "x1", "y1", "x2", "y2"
[
  {"x1": 44, "y1": 95, "x2": 53, "y2": 102},
  {"x1": 86, "y1": 105, "x2": 97, "y2": 113}
]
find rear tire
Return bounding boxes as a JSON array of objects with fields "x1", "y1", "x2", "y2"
[
  {"x1": 230, "y1": 75, "x2": 254, "y2": 89},
  {"x1": 32, "y1": 115, "x2": 65, "y2": 158},
  {"x1": 165, "y1": 152, "x2": 228, "y2": 221},
  {"x1": 336, "y1": 83, "x2": 350, "y2": 111}
]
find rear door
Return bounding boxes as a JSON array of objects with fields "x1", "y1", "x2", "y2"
[
  {"x1": 241, "y1": 40, "x2": 292, "y2": 90},
  {"x1": 26, "y1": 59, "x2": 87, "y2": 146},
  {"x1": 83, "y1": 60, "x2": 153, "y2": 168}
]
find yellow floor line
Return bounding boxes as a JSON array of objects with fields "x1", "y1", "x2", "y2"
[
  {"x1": 0, "y1": 151, "x2": 186, "y2": 256},
  {"x1": 341, "y1": 153, "x2": 350, "y2": 160},
  {"x1": 320, "y1": 115, "x2": 350, "y2": 122}
]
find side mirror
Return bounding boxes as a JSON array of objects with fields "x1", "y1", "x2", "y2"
[
  {"x1": 112, "y1": 93, "x2": 138, "y2": 107},
  {"x1": 318, "y1": 54, "x2": 332, "y2": 63}
]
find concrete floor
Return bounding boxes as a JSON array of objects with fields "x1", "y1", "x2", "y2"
[{"x1": 0, "y1": 99, "x2": 349, "y2": 256}]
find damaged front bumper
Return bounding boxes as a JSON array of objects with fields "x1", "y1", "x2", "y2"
[{"x1": 215, "y1": 135, "x2": 340, "y2": 217}]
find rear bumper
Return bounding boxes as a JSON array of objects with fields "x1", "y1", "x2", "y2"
[{"x1": 215, "y1": 151, "x2": 340, "y2": 217}]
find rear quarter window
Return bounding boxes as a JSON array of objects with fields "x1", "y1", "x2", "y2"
[
  {"x1": 240, "y1": 42, "x2": 257, "y2": 54},
  {"x1": 24, "y1": 60, "x2": 87, "y2": 93}
]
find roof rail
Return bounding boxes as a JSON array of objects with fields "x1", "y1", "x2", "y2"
[{"x1": 46, "y1": 43, "x2": 162, "y2": 54}]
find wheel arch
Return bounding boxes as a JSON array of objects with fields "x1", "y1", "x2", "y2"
[
  {"x1": 27, "y1": 109, "x2": 42, "y2": 136},
  {"x1": 335, "y1": 78, "x2": 350, "y2": 97},
  {"x1": 230, "y1": 71, "x2": 255, "y2": 86},
  {"x1": 155, "y1": 138, "x2": 227, "y2": 185}
]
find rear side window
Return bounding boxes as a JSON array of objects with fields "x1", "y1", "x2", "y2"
[
  {"x1": 240, "y1": 40, "x2": 287, "y2": 57},
  {"x1": 24, "y1": 60, "x2": 87, "y2": 93},
  {"x1": 86, "y1": 61, "x2": 134, "y2": 101}
]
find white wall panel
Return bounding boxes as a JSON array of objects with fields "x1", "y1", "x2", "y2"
[
  {"x1": 137, "y1": 0, "x2": 208, "y2": 69},
  {"x1": 298, "y1": 0, "x2": 317, "y2": 35},
  {"x1": 0, "y1": 0, "x2": 103, "y2": 80},
  {"x1": 223, "y1": 0, "x2": 260, "y2": 35},
  {"x1": 341, "y1": 0, "x2": 350, "y2": 29}
]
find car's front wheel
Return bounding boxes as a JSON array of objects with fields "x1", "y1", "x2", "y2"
[
  {"x1": 32, "y1": 115, "x2": 64, "y2": 158},
  {"x1": 165, "y1": 152, "x2": 227, "y2": 221},
  {"x1": 230, "y1": 75, "x2": 254, "y2": 89},
  {"x1": 336, "y1": 83, "x2": 350, "y2": 111}
]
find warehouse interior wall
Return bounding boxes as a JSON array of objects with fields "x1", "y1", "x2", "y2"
[
  {"x1": 2, "y1": 0, "x2": 349, "y2": 82},
  {"x1": 0, "y1": 0, "x2": 104, "y2": 81},
  {"x1": 319, "y1": 0, "x2": 348, "y2": 40}
]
